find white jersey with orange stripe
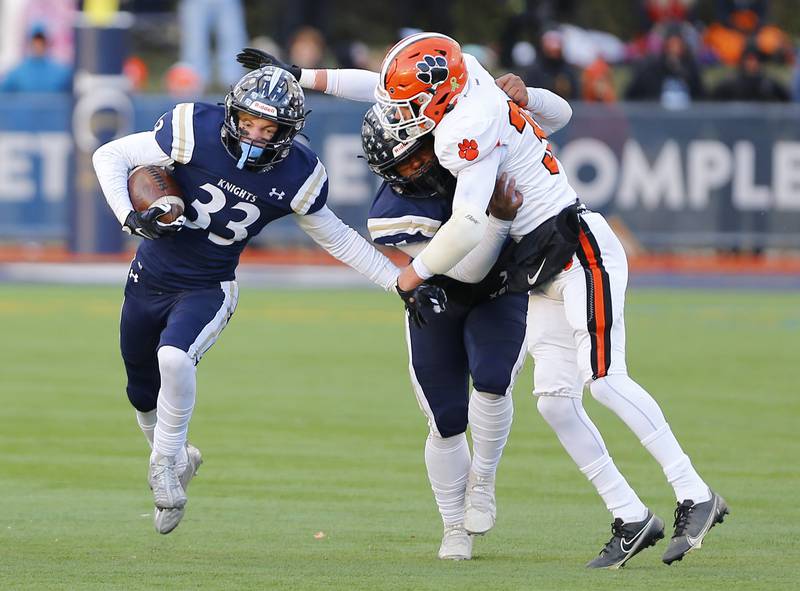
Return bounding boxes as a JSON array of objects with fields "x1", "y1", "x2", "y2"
[{"x1": 433, "y1": 54, "x2": 578, "y2": 241}]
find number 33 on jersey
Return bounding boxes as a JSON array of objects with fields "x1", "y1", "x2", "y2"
[{"x1": 139, "y1": 101, "x2": 328, "y2": 290}]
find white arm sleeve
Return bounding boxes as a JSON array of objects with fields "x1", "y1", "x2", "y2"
[
  {"x1": 445, "y1": 216, "x2": 511, "y2": 283},
  {"x1": 92, "y1": 132, "x2": 174, "y2": 225},
  {"x1": 525, "y1": 88, "x2": 573, "y2": 135},
  {"x1": 412, "y1": 149, "x2": 503, "y2": 278},
  {"x1": 295, "y1": 205, "x2": 400, "y2": 291},
  {"x1": 397, "y1": 216, "x2": 510, "y2": 284},
  {"x1": 299, "y1": 68, "x2": 379, "y2": 102}
]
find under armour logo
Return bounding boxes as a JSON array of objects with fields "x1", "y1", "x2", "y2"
[
  {"x1": 129, "y1": 269, "x2": 139, "y2": 283},
  {"x1": 269, "y1": 188, "x2": 285, "y2": 200}
]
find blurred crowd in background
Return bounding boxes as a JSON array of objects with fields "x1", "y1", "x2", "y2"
[{"x1": 0, "y1": 0, "x2": 799, "y2": 105}]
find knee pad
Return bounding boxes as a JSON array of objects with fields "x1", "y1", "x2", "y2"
[
  {"x1": 126, "y1": 384, "x2": 158, "y2": 413},
  {"x1": 124, "y1": 360, "x2": 159, "y2": 412},
  {"x1": 536, "y1": 395, "x2": 578, "y2": 428},
  {"x1": 157, "y1": 345, "x2": 194, "y2": 377},
  {"x1": 433, "y1": 401, "x2": 469, "y2": 439},
  {"x1": 589, "y1": 374, "x2": 628, "y2": 406}
]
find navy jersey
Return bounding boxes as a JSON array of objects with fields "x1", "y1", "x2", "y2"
[
  {"x1": 367, "y1": 182, "x2": 512, "y2": 306},
  {"x1": 138, "y1": 102, "x2": 328, "y2": 291},
  {"x1": 367, "y1": 181, "x2": 452, "y2": 247}
]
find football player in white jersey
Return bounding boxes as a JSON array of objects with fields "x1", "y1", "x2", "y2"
[{"x1": 237, "y1": 31, "x2": 728, "y2": 568}]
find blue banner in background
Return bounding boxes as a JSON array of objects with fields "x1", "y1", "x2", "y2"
[
  {"x1": 0, "y1": 94, "x2": 73, "y2": 239},
  {"x1": 1, "y1": 95, "x2": 799, "y2": 250}
]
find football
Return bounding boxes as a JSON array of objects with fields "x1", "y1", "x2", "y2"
[{"x1": 127, "y1": 165, "x2": 184, "y2": 223}]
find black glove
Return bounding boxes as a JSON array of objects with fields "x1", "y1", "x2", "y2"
[
  {"x1": 236, "y1": 47, "x2": 302, "y2": 80},
  {"x1": 397, "y1": 282, "x2": 448, "y2": 328},
  {"x1": 123, "y1": 205, "x2": 183, "y2": 240}
]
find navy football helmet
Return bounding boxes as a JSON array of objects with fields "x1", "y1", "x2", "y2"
[
  {"x1": 361, "y1": 105, "x2": 455, "y2": 198},
  {"x1": 221, "y1": 66, "x2": 305, "y2": 172}
]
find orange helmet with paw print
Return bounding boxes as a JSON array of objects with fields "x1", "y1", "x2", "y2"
[{"x1": 374, "y1": 32, "x2": 467, "y2": 142}]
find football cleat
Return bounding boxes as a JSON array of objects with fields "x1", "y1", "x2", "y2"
[
  {"x1": 463, "y1": 471, "x2": 496, "y2": 535},
  {"x1": 586, "y1": 511, "x2": 665, "y2": 569},
  {"x1": 153, "y1": 444, "x2": 202, "y2": 535},
  {"x1": 438, "y1": 524, "x2": 473, "y2": 560},
  {"x1": 662, "y1": 490, "x2": 729, "y2": 565}
]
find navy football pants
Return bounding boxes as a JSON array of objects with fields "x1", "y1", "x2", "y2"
[
  {"x1": 406, "y1": 292, "x2": 528, "y2": 438},
  {"x1": 119, "y1": 261, "x2": 238, "y2": 412}
]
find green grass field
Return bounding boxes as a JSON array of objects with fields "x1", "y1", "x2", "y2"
[{"x1": 0, "y1": 285, "x2": 797, "y2": 590}]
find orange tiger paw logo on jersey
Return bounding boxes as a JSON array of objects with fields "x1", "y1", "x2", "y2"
[{"x1": 458, "y1": 139, "x2": 479, "y2": 161}]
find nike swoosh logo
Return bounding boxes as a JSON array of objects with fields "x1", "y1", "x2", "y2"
[
  {"x1": 686, "y1": 497, "x2": 718, "y2": 547},
  {"x1": 527, "y1": 258, "x2": 547, "y2": 285},
  {"x1": 620, "y1": 518, "x2": 651, "y2": 553}
]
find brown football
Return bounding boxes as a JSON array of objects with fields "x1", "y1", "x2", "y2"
[{"x1": 127, "y1": 165, "x2": 185, "y2": 223}]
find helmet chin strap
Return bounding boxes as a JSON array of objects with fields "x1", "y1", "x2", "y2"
[{"x1": 236, "y1": 142, "x2": 264, "y2": 170}]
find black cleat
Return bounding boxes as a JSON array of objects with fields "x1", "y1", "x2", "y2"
[
  {"x1": 663, "y1": 490, "x2": 729, "y2": 565},
  {"x1": 586, "y1": 511, "x2": 665, "y2": 569}
]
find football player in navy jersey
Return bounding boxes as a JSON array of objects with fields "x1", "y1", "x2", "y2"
[
  {"x1": 92, "y1": 66, "x2": 402, "y2": 535},
  {"x1": 361, "y1": 106, "x2": 528, "y2": 560},
  {"x1": 240, "y1": 48, "x2": 728, "y2": 567}
]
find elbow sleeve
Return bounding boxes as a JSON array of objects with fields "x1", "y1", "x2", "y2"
[{"x1": 416, "y1": 205, "x2": 488, "y2": 275}]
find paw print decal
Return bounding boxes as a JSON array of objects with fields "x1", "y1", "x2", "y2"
[
  {"x1": 416, "y1": 55, "x2": 449, "y2": 87},
  {"x1": 458, "y1": 139, "x2": 479, "y2": 161}
]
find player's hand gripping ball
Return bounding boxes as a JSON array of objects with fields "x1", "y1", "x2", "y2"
[{"x1": 125, "y1": 166, "x2": 185, "y2": 239}]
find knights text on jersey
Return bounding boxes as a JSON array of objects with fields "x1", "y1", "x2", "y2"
[
  {"x1": 433, "y1": 54, "x2": 577, "y2": 239},
  {"x1": 139, "y1": 102, "x2": 328, "y2": 291}
]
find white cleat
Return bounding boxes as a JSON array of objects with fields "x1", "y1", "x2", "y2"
[
  {"x1": 438, "y1": 524, "x2": 473, "y2": 560},
  {"x1": 464, "y1": 471, "x2": 496, "y2": 535},
  {"x1": 153, "y1": 443, "x2": 203, "y2": 535},
  {"x1": 149, "y1": 452, "x2": 187, "y2": 509},
  {"x1": 148, "y1": 443, "x2": 203, "y2": 534}
]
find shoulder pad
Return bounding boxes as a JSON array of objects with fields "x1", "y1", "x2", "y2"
[
  {"x1": 289, "y1": 154, "x2": 328, "y2": 215},
  {"x1": 434, "y1": 105, "x2": 502, "y2": 175},
  {"x1": 154, "y1": 102, "x2": 198, "y2": 165},
  {"x1": 367, "y1": 183, "x2": 449, "y2": 245}
]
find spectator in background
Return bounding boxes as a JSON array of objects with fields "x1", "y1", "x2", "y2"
[
  {"x1": 712, "y1": 43, "x2": 790, "y2": 102},
  {"x1": 0, "y1": 25, "x2": 72, "y2": 93},
  {"x1": 177, "y1": 0, "x2": 247, "y2": 90},
  {"x1": 625, "y1": 27, "x2": 704, "y2": 107},
  {"x1": 287, "y1": 26, "x2": 328, "y2": 70},
  {"x1": 705, "y1": 0, "x2": 794, "y2": 65},
  {"x1": 521, "y1": 29, "x2": 580, "y2": 100},
  {"x1": 792, "y1": 53, "x2": 800, "y2": 102},
  {"x1": 0, "y1": 0, "x2": 76, "y2": 75},
  {"x1": 582, "y1": 58, "x2": 616, "y2": 103}
]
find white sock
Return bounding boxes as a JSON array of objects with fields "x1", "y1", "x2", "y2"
[
  {"x1": 591, "y1": 375, "x2": 710, "y2": 502},
  {"x1": 152, "y1": 346, "x2": 195, "y2": 461},
  {"x1": 643, "y1": 425, "x2": 710, "y2": 503},
  {"x1": 136, "y1": 409, "x2": 157, "y2": 449},
  {"x1": 581, "y1": 454, "x2": 649, "y2": 523},
  {"x1": 468, "y1": 390, "x2": 513, "y2": 479},
  {"x1": 425, "y1": 432, "x2": 471, "y2": 527},
  {"x1": 537, "y1": 396, "x2": 647, "y2": 523}
]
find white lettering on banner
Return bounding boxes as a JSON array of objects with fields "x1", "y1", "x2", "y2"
[
  {"x1": 0, "y1": 133, "x2": 36, "y2": 201},
  {"x1": 733, "y1": 141, "x2": 770, "y2": 210},
  {"x1": 686, "y1": 140, "x2": 732, "y2": 209},
  {"x1": 774, "y1": 142, "x2": 800, "y2": 210},
  {"x1": 559, "y1": 137, "x2": 800, "y2": 212},
  {"x1": 40, "y1": 133, "x2": 73, "y2": 202},
  {"x1": 0, "y1": 132, "x2": 73, "y2": 203},
  {"x1": 323, "y1": 134, "x2": 371, "y2": 205},
  {"x1": 618, "y1": 139, "x2": 685, "y2": 210},
  {"x1": 558, "y1": 138, "x2": 616, "y2": 208}
]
